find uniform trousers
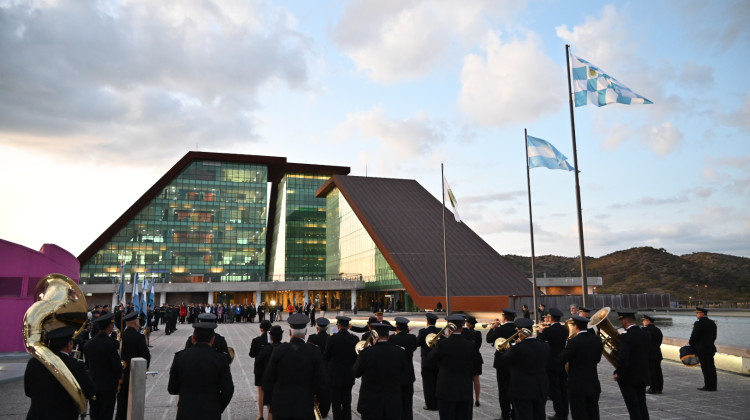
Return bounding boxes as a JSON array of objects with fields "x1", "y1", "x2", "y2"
[
  {"x1": 400, "y1": 383, "x2": 414, "y2": 420},
  {"x1": 617, "y1": 382, "x2": 649, "y2": 420},
  {"x1": 699, "y1": 352, "x2": 717, "y2": 390},
  {"x1": 511, "y1": 398, "x2": 545, "y2": 420},
  {"x1": 548, "y1": 369, "x2": 568, "y2": 418},
  {"x1": 421, "y1": 369, "x2": 438, "y2": 410},
  {"x1": 438, "y1": 399, "x2": 472, "y2": 420},
  {"x1": 89, "y1": 392, "x2": 117, "y2": 420},
  {"x1": 115, "y1": 386, "x2": 129, "y2": 420},
  {"x1": 495, "y1": 368, "x2": 512, "y2": 420},
  {"x1": 648, "y1": 360, "x2": 663, "y2": 391},
  {"x1": 568, "y1": 393, "x2": 599, "y2": 420},
  {"x1": 330, "y1": 385, "x2": 354, "y2": 420}
]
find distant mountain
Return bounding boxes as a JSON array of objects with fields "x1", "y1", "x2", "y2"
[{"x1": 503, "y1": 246, "x2": 750, "y2": 301}]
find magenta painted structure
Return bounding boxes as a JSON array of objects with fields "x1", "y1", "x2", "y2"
[{"x1": 0, "y1": 238, "x2": 80, "y2": 353}]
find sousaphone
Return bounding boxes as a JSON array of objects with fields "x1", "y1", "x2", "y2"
[{"x1": 23, "y1": 273, "x2": 89, "y2": 414}]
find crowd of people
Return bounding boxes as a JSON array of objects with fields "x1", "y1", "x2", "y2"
[{"x1": 24, "y1": 303, "x2": 718, "y2": 420}]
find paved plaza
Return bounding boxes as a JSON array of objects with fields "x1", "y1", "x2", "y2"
[{"x1": 2, "y1": 314, "x2": 749, "y2": 419}]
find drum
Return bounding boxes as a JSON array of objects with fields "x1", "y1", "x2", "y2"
[{"x1": 679, "y1": 345, "x2": 700, "y2": 367}]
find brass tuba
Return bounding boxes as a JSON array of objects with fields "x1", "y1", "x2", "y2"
[
  {"x1": 355, "y1": 329, "x2": 379, "y2": 354},
  {"x1": 23, "y1": 273, "x2": 89, "y2": 414},
  {"x1": 493, "y1": 327, "x2": 532, "y2": 352},
  {"x1": 587, "y1": 307, "x2": 621, "y2": 368}
]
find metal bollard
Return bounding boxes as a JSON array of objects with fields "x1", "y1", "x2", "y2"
[{"x1": 127, "y1": 357, "x2": 147, "y2": 420}]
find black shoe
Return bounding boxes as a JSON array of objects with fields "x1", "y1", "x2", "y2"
[
  {"x1": 697, "y1": 387, "x2": 716, "y2": 391},
  {"x1": 475, "y1": 400, "x2": 480, "y2": 407},
  {"x1": 646, "y1": 389, "x2": 657, "y2": 394}
]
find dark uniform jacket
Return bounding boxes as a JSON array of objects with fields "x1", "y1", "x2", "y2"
[
  {"x1": 614, "y1": 325, "x2": 650, "y2": 387},
  {"x1": 120, "y1": 327, "x2": 150, "y2": 384},
  {"x1": 308, "y1": 330, "x2": 329, "y2": 354},
  {"x1": 416, "y1": 325, "x2": 441, "y2": 371},
  {"x1": 249, "y1": 332, "x2": 270, "y2": 378},
  {"x1": 263, "y1": 337, "x2": 329, "y2": 418},
  {"x1": 353, "y1": 341, "x2": 407, "y2": 418},
  {"x1": 185, "y1": 332, "x2": 231, "y2": 363},
  {"x1": 689, "y1": 317, "x2": 717, "y2": 357},
  {"x1": 168, "y1": 342, "x2": 234, "y2": 419},
  {"x1": 323, "y1": 328, "x2": 359, "y2": 387},
  {"x1": 83, "y1": 332, "x2": 122, "y2": 394},
  {"x1": 256, "y1": 342, "x2": 280, "y2": 403},
  {"x1": 499, "y1": 337, "x2": 550, "y2": 400},
  {"x1": 389, "y1": 330, "x2": 418, "y2": 384},
  {"x1": 428, "y1": 333, "x2": 478, "y2": 402},
  {"x1": 560, "y1": 331, "x2": 603, "y2": 396},
  {"x1": 24, "y1": 351, "x2": 96, "y2": 420},
  {"x1": 643, "y1": 323, "x2": 663, "y2": 361},
  {"x1": 486, "y1": 322, "x2": 516, "y2": 369},
  {"x1": 537, "y1": 323, "x2": 568, "y2": 372}
]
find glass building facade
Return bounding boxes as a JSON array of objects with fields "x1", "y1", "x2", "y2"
[
  {"x1": 80, "y1": 160, "x2": 269, "y2": 284},
  {"x1": 268, "y1": 173, "x2": 330, "y2": 281}
]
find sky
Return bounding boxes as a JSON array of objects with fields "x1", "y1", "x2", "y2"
[{"x1": 1, "y1": 0, "x2": 749, "y2": 260}]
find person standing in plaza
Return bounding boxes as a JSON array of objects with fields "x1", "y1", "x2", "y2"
[
  {"x1": 429, "y1": 314, "x2": 478, "y2": 420},
  {"x1": 486, "y1": 308, "x2": 517, "y2": 420},
  {"x1": 83, "y1": 312, "x2": 122, "y2": 420},
  {"x1": 168, "y1": 317, "x2": 234, "y2": 419},
  {"x1": 263, "y1": 313, "x2": 329, "y2": 420},
  {"x1": 116, "y1": 311, "x2": 151, "y2": 420},
  {"x1": 613, "y1": 310, "x2": 650, "y2": 420},
  {"x1": 249, "y1": 319, "x2": 272, "y2": 420},
  {"x1": 185, "y1": 313, "x2": 232, "y2": 363},
  {"x1": 560, "y1": 315, "x2": 603, "y2": 420},
  {"x1": 461, "y1": 315, "x2": 484, "y2": 407},
  {"x1": 308, "y1": 317, "x2": 331, "y2": 354},
  {"x1": 536, "y1": 308, "x2": 568, "y2": 420},
  {"x1": 499, "y1": 318, "x2": 549, "y2": 420},
  {"x1": 324, "y1": 316, "x2": 360, "y2": 420},
  {"x1": 389, "y1": 316, "x2": 418, "y2": 420},
  {"x1": 641, "y1": 315, "x2": 663, "y2": 394},
  {"x1": 255, "y1": 325, "x2": 283, "y2": 420},
  {"x1": 353, "y1": 321, "x2": 407, "y2": 420},
  {"x1": 416, "y1": 312, "x2": 440, "y2": 411},
  {"x1": 689, "y1": 307, "x2": 718, "y2": 391},
  {"x1": 25, "y1": 326, "x2": 96, "y2": 420}
]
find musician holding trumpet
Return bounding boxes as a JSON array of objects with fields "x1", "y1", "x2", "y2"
[
  {"x1": 499, "y1": 318, "x2": 550, "y2": 420},
  {"x1": 486, "y1": 308, "x2": 516, "y2": 420}
]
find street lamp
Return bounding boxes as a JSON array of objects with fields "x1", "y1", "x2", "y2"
[{"x1": 704, "y1": 284, "x2": 709, "y2": 308}]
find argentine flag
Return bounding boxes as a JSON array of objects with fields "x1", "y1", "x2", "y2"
[
  {"x1": 527, "y1": 136, "x2": 575, "y2": 172},
  {"x1": 132, "y1": 273, "x2": 140, "y2": 315},
  {"x1": 570, "y1": 53, "x2": 652, "y2": 107}
]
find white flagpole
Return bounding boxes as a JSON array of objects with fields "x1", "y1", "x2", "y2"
[
  {"x1": 525, "y1": 129, "x2": 539, "y2": 323},
  {"x1": 442, "y1": 163, "x2": 451, "y2": 315}
]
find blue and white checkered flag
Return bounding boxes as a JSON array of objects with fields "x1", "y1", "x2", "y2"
[
  {"x1": 570, "y1": 53, "x2": 652, "y2": 107},
  {"x1": 527, "y1": 135, "x2": 575, "y2": 172}
]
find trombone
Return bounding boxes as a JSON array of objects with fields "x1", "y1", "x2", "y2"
[
  {"x1": 355, "y1": 329, "x2": 379, "y2": 354},
  {"x1": 426, "y1": 323, "x2": 457, "y2": 347},
  {"x1": 493, "y1": 327, "x2": 532, "y2": 351}
]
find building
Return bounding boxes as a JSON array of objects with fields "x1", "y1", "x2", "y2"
[
  {"x1": 78, "y1": 151, "x2": 531, "y2": 312},
  {"x1": 0, "y1": 239, "x2": 81, "y2": 352}
]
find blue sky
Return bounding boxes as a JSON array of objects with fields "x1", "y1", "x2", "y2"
[{"x1": 1, "y1": 0, "x2": 748, "y2": 259}]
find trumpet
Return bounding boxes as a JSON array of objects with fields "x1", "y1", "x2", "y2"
[
  {"x1": 481, "y1": 318, "x2": 500, "y2": 329},
  {"x1": 493, "y1": 327, "x2": 532, "y2": 352},
  {"x1": 426, "y1": 323, "x2": 458, "y2": 347},
  {"x1": 355, "y1": 329, "x2": 379, "y2": 354}
]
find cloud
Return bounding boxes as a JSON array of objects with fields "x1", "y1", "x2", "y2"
[
  {"x1": 335, "y1": 105, "x2": 447, "y2": 163},
  {"x1": 556, "y1": 5, "x2": 635, "y2": 68},
  {"x1": 721, "y1": 92, "x2": 750, "y2": 131},
  {"x1": 642, "y1": 121, "x2": 684, "y2": 156},
  {"x1": 462, "y1": 190, "x2": 526, "y2": 204},
  {"x1": 330, "y1": 0, "x2": 522, "y2": 84},
  {"x1": 0, "y1": 0, "x2": 314, "y2": 164},
  {"x1": 458, "y1": 30, "x2": 565, "y2": 127}
]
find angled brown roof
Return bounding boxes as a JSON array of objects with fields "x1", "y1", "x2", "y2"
[
  {"x1": 317, "y1": 175, "x2": 531, "y2": 310},
  {"x1": 78, "y1": 151, "x2": 349, "y2": 264}
]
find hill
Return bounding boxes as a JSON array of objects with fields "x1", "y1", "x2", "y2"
[{"x1": 503, "y1": 246, "x2": 750, "y2": 302}]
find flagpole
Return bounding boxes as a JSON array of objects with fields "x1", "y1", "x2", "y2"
[
  {"x1": 566, "y1": 44, "x2": 589, "y2": 306},
  {"x1": 441, "y1": 163, "x2": 451, "y2": 315},
  {"x1": 524, "y1": 129, "x2": 539, "y2": 323}
]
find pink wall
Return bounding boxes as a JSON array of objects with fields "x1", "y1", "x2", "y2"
[{"x1": 0, "y1": 239, "x2": 80, "y2": 353}]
